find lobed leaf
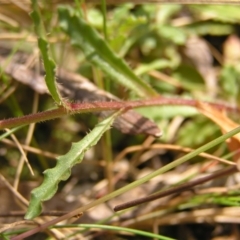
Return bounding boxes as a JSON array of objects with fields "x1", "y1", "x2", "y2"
[
  {"x1": 25, "y1": 110, "x2": 122, "y2": 219},
  {"x1": 31, "y1": 0, "x2": 61, "y2": 105},
  {"x1": 58, "y1": 6, "x2": 157, "y2": 98}
]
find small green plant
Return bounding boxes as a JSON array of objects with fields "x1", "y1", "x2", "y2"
[{"x1": 1, "y1": 1, "x2": 240, "y2": 240}]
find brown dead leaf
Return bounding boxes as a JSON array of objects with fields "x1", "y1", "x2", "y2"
[{"x1": 197, "y1": 102, "x2": 240, "y2": 161}]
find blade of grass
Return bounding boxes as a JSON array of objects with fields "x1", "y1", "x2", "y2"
[
  {"x1": 0, "y1": 126, "x2": 23, "y2": 141},
  {"x1": 7, "y1": 129, "x2": 34, "y2": 176},
  {"x1": 101, "y1": 0, "x2": 108, "y2": 41},
  {"x1": 55, "y1": 224, "x2": 175, "y2": 240}
]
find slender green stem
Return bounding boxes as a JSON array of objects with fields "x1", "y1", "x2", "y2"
[
  {"x1": 0, "y1": 35, "x2": 28, "y2": 77},
  {"x1": 54, "y1": 224, "x2": 175, "y2": 240},
  {"x1": 101, "y1": 0, "x2": 108, "y2": 41},
  {"x1": 103, "y1": 130, "x2": 113, "y2": 192},
  {"x1": 0, "y1": 126, "x2": 23, "y2": 140},
  {"x1": 74, "y1": 0, "x2": 84, "y2": 17}
]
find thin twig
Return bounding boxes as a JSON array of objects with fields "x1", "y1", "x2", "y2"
[
  {"x1": 0, "y1": 83, "x2": 18, "y2": 104},
  {"x1": 0, "y1": 174, "x2": 29, "y2": 207},
  {"x1": 0, "y1": 220, "x2": 36, "y2": 233},
  {"x1": 114, "y1": 165, "x2": 238, "y2": 211},
  {"x1": 14, "y1": 92, "x2": 39, "y2": 188},
  {"x1": 114, "y1": 143, "x2": 236, "y2": 166},
  {"x1": 1, "y1": 138, "x2": 58, "y2": 159},
  {"x1": 6, "y1": 129, "x2": 34, "y2": 176},
  {"x1": 0, "y1": 211, "x2": 69, "y2": 218}
]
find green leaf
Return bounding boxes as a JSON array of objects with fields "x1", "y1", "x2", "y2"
[
  {"x1": 107, "y1": 4, "x2": 147, "y2": 55},
  {"x1": 172, "y1": 64, "x2": 205, "y2": 91},
  {"x1": 156, "y1": 25, "x2": 187, "y2": 45},
  {"x1": 183, "y1": 21, "x2": 233, "y2": 36},
  {"x1": 58, "y1": 6, "x2": 157, "y2": 98},
  {"x1": 25, "y1": 111, "x2": 122, "y2": 219},
  {"x1": 109, "y1": 16, "x2": 146, "y2": 53},
  {"x1": 135, "y1": 59, "x2": 176, "y2": 76},
  {"x1": 155, "y1": 4, "x2": 182, "y2": 24},
  {"x1": 219, "y1": 65, "x2": 240, "y2": 100},
  {"x1": 31, "y1": 0, "x2": 61, "y2": 105},
  {"x1": 190, "y1": 5, "x2": 240, "y2": 24},
  {"x1": 177, "y1": 117, "x2": 219, "y2": 147},
  {"x1": 136, "y1": 105, "x2": 198, "y2": 120},
  {"x1": 87, "y1": 8, "x2": 103, "y2": 28}
]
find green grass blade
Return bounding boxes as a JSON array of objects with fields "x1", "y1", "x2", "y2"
[
  {"x1": 31, "y1": 0, "x2": 61, "y2": 105},
  {"x1": 58, "y1": 6, "x2": 157, "y2": 98},
  {"x1": 0, "y1": 126, "x2": 23, "y2": 141},
  {"x1": 56, "y1": 224, "x2": 175, "y2": 240},
  {"x1": 25, "y1": 110, "x2": 122, "y2": 219}
]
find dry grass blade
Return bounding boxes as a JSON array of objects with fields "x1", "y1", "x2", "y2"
[
  {"x1": 0, "y1": 220, "x2": 36, "y2": 233},
  {"x1": 0, "y1": 83, "x2": 17, "y2": 104},
  {"x1": 155, "y1": 207, "x2": 240, "y2": 225},
  {"x1": 0, "y1": 174, "x2": 29, "y2": 207},
  {"x1": 6, "y1": 129, "x2": 34, "y2": 176},
  {"x1": 114, "y1": 143, "x2": 235, "y2": 165},
  {"x1": 0, "y1": 138, "x2": 58, "y2": 159},
  {"x1": 13, "y1": 92, "x2": 38, "y2": 189}
]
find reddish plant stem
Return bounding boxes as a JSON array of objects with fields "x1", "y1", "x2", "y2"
[
  {"x1": 0, "y1": 107, "x2": 66, "y2": 130},
  {"x1": 0, "y1": 97, "x2": 239, "y2": 130}
]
